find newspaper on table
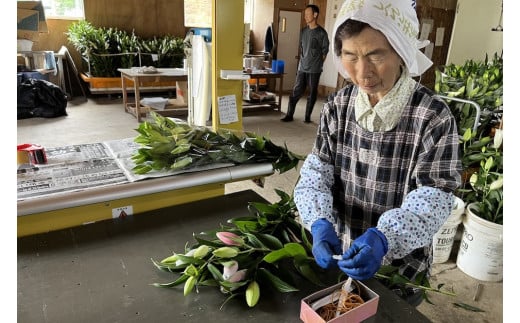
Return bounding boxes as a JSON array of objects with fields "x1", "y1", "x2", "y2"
[{"x1": 17, "y1": 138, "x2": 231, "y2": 200}]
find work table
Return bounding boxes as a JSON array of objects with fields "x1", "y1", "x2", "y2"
[{"x1": 18, "y1": 190, "x2": 431, "y2": 322}]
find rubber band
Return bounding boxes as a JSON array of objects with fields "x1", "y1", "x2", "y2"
[{"x1": 316, "y1": 281, "x2": 365, "y2": 321}]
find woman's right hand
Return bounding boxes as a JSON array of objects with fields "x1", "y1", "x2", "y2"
[{"x1": 310, "y1": 218, "x2": 342, "y2": 269}]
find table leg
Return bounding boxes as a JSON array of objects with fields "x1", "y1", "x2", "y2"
[
  {"x1": 278, "y1": 75, "x2": 283, "y2": 111},
  {"x1": 121, "y1": 75, "x2": 128, "y2": 114},
  {"x1": 134, "y1": 76, "x2": 141, "y2": 122}
]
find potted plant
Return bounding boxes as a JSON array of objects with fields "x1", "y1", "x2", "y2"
[
  {"x1": 66, "y1": 20, "x2": 185, "y2": 93},
  {"x1": 455, "y1": 127, "x2": 503, "y2": 282},
  {"x1": 434, "y1": 52, "x2": 503, "y2": 138},
  {"x1": 458, "y1": 128, "x2": 503, "y2": 224},
  {"x1": 434, "y1": 53, "x2": 503, "y2": 282}
]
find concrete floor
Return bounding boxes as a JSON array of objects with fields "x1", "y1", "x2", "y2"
[{"x1": 17, "y1": 93, "x2": 504, "y2": 322}]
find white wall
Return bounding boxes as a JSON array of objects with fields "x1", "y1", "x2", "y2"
[
  {"x1": 319, "y1": 0, "x2": 504, "y2": 88},
  {"x1": 447, "y1": 0, "x2": 503, "y2": 65},
  {"x1": 319, "y1": 0, "x2": 341, "y2": 89}
]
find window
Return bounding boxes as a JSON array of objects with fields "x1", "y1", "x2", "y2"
[{"x1": 41, "y1": 0, "x2": 84, "y2": 19}]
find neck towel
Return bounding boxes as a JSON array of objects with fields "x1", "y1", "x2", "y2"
[{"x1": 355, "y1": 69, "x2": 416, "y2": 131}]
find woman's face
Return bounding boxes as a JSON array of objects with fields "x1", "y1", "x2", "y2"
[{"x1": 340, "y1": 26, "x2": 403, "y2": 102}]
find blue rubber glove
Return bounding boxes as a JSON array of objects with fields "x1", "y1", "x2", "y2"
[
  {"x1": 311, "y1": 218, "x2": 342, "y2": 269},
  {"x1": 338, "y1": 228, "x2": 388, "y2": 280}
]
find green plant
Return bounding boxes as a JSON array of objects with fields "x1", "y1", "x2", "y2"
[
  {"x1": 66, "y1": 20, "x2": 185, "y2": 77},
  {"x1": 152, "y1": 191, "x2": 457, "y2": 308},
  {"x1": 151, "y1": 190, "x2": 324, "y2": 308},
  {"x1": 458, "y1": 128, "x2": 503, "y2": 224},
  {"x1": 435, "y1": 53, "x2": 504, "y2": 225},
  {"x1": 140, "y1": 35, "x2": 185, "y2": 68},
  {"x1": 435, "y1": 52, "x2": 503, "y2": 138},
  {"x1": 131, "y1": 112, "x2": 304, "y2": 175}
]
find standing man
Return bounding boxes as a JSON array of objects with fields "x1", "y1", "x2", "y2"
[{"x1": 281, "y1": 4, "x2": 329, "y2": 123}]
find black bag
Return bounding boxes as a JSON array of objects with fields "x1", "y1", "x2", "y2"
[{"x1": 17, "y1": 78, "x2": 68, "y2": 119}]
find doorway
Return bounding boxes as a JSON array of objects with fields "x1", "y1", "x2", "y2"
[{"x1": 277, "y1": 10, "x2": 301, "y2": 92}]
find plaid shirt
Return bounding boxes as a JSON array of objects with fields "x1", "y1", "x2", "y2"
[{"x1": 295, "y1": 83, "x2": 462, "y2": 281}]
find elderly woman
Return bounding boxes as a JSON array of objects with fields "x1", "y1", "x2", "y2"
[{"x1": 294, "y1": 0, "x2": 462, "y2": 304}]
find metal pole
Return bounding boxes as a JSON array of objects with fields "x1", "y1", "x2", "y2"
[{"x1": 433, "y1": 94, "x2": 481, "y2": 133}]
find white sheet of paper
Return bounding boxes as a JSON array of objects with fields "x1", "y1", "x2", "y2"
[
  {"x1": 420, "y1": 20, "x2": 433, "y2": 41},
  {"x1": 435, "y1": 27, "x2": 445, "y2": 46},
  {"x1": 218, "y1": 95, "x2": 239, "y2": 124},
  {"x1": 424, "y1": 43, "x2": 434, "y2": 60}
]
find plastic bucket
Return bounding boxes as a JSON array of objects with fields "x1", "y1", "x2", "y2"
[
  {"x1": 456, "y1": 203, "x2": 503, "y2": 282},
  {"x1": 277, "y1": 60, "x2": 285, "y2": 73},
  {"x1": 272, "y1": 60, "x2": 285, "y2": 74},
  {"x1": 270, "y1": 60, "x2": 277, "y2": 72},
  {"x1": 432, "y1": 196, "x2": 465, "y2": 263}
]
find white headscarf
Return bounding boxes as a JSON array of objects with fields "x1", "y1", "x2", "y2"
[{"x1": 332, "y1": 0, "x2": 432, "y2": 79}]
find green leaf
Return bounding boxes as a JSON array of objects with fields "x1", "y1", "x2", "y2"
[
  {"x1": 174, "y1": 254, "x2": 205, "y2": 266},
  {"x1": 249, "y1": 202, "x2": 278, "y2": 215},
  {"x1": 151, "y1": 274, "x2": 189, "y2": 288},
  {"x1": 194, "y1": 235, "x2": 225, "y2": 248},
  {"x1": 377, "y1": 265, "x2": 399, "y2": 276},
  {"x1": 390, "y1": 273, "x2": 413, "y2": 286},
  {"x1": 453, "y1": 302, "x2": 485, "y2": 312},
  {"x1": 301, "y1": 225, "x2": 313, "y2": 251},
  {"x1": 197, "y1": 278, "x2": 219, "y2": 287},
  {"x1": 184, "y1": 264, "x2": 198, "y2": 276},
  {"x1": 294, "y1": 260, "x2": 324, "y2": 286},
  {"x1": 283, "y1": 243, "x2": 307, "y2": 257},
  {"x1": 243, "y1": 233, "x2": 267, "y2": 249},
  {"x1": 150, "y1": 258, "x2": 185, "y2": 272},
  {"x1": 171, "y1": 156, "x2": 193, "y2": 170},
  {"x1": 220, "y1": 280, "x2": 248, "y2": 291},
  {"x1": 229, "y1": 219, "x2": 260, "y2": 232},
  {"x1": 254, "y1": 233, "x2": 283, "y2": 250},
  {"x1": 207, "y1": 263, "x2": 224, "y2": 281},
  {"x1": 263, "y1": 249, "x2": 289, "y2": 263},
  {"x1": 257, "y1": 268, "x2": 299, "y2": 292}
]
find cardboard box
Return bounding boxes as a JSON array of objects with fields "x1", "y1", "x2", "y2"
[{"x1": 300, "y1": 280, "x2": 379, "y2": 323}]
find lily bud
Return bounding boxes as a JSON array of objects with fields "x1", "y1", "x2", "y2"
[
  {"x1": 183, "y1": 264, "x2": 198, "y2": 276},
  {"x1": 175, "y1": 249, "x2": 196, "y2": 266},
  {"x1": 489, "y1": 177, "x2": 503, "y2": 191},
  {"x1": 222, "y1": 260, "x2": 239, "y2": 280},
  {"x1": 228, "y1": 269, "x2": 247, "y2": 283},
  {"x1": 184, "y1": 276, "x2": 196, "y2": 296},
  {"x1": 493, "y1": 129, "x2": 503, "y2": 149},
  {"x1": 213, "y1": 246, "x2": 239, "y2": 258},
  {"x1": 160, "y1": 254, "x2": 179, "y2": 264},
  {"x1": 216, "y1": 232, "x2": 244, "y2": 246},
  {"x1": 245, "y1": 281, "x2": 260, "y2": 307},
  {"x1": 193, "y1": 245, "x2": 210, "y2": 259}
]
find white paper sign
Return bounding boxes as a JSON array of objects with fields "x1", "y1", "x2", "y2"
[
  {"x1": 424, "y1": 43, "x2": 434, "y2": 60},
  {"x1": 435, "y1": 27, "x2": 445, "y2": 46},
  {"x1": 218, "y1": 95, "x2": 239, "y2": 124},
  {"x1": 419, "y1": 19, "x2": 433, "y2": 41}
]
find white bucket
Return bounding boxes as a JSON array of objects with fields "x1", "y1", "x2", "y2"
[
  {"x1": 432, "y1": 196, "x2": 465, "y2": 264},
  {"x1": 456, "y1": 203, "x2": 503, "y2": 282}
]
